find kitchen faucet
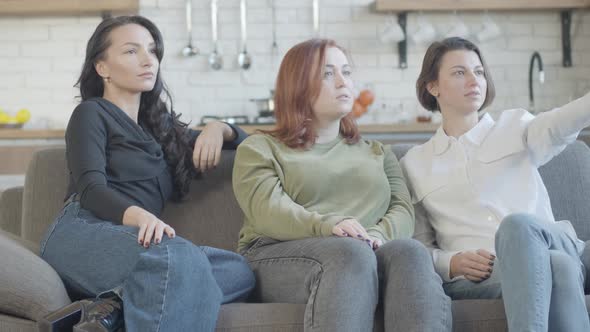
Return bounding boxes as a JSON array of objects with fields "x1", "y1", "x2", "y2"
[{"x1": 528, "y1": 51, "x2": 545, "y2": 112}]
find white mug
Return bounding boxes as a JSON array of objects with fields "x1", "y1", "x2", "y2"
[
  {"x1": 379, "y1": 18, "x2": 405, "y2": 43},
  {"x1": 411, "y1": 15, "x2": 436, "y2": 44},
  {"x1": 476, "y1": 17, "x2": 501, "y2": 42},
  {"x1": 445, "y1": 19, "x2": 469, "y2": 38}
]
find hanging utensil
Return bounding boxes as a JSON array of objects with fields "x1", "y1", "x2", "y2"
[
  {"x1": 270, "y1": 0, "x2": 278, "y2": 71},
  {"x1": 208, "y1": 0, "x2": 223, "y2": 70},
  {"x1": 237, "y1": 0, "x2": 252, "y2": 70},
  {"x1": 270, "y1": 0, "x2": 278, "y2": 53},
  {"x1": 181, "y1": 0, "x2": 198, "y2": 57},
  {"x1": 312, "y1": 0, "x2": 320, "y2": 37}
]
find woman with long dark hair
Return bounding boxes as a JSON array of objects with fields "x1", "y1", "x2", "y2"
[
  {"x1": 39, "y1": 15, "x2": 254, "y2": 332},
  {"x1": 232, "y1": 39, "x2": 451, "y2": 332}
]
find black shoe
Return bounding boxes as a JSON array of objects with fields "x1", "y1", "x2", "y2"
[
  {"x1": 38, "y1": 299, "x2": 92, "y2": 332},
  {"x1": 38, "y1": 296, "x2": 124, "y2": 332},
  {"x1": 73, "y1": 294, "x2": 124, "y2": 332}
]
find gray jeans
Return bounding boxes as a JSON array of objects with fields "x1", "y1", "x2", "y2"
[{"x1": 242, "y1": 236, "x2": 452, "y2": 332}]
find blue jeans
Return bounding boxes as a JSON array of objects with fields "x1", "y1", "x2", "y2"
[
  {"x1": 40, "y1": 201, "x2": 255, "y2": 332},
  {"x1": 444, "y1": 213, "x2": 589, "y2": 332}
]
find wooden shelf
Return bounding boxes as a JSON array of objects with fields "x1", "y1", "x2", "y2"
[
  {"x1": 375, "y1": 0, "x2": 590, "y2": 12},
  {"x1": 0, "y1": 0, "x2": 139, "y2": 16}
]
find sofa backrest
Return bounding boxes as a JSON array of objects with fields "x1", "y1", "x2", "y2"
[
  {"x1": 538, "y1": 141, "x2": 590, "y2": 241},
  {"x1": 20, "y1": 147, "x2": 245, "y2": 251},
  {"x1": 160, "y1": 151, "x2": 244, "y2": 252},
  {"x1": 21, "y1": 140, "x2": 590, "y2": 250},
  {"x1": 392, "y1": 141, "x2": 590, "y2": 241},
  {"x1": 21, "y1": 148, "x2": 69, "y2": 245}
]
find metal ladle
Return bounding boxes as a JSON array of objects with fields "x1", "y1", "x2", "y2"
[
  {"x1": 181, "y1": 0, "x2": 198, "y2": 57},
  {"x1": 313, "y1": 0, "x2": 320, "y2": 37},
  {"x1": 208, "y1": 0, "x2": 223, "y2": 70},
  {"x1": 237, "y1": 0, "x2": 252, "y2": 70}
]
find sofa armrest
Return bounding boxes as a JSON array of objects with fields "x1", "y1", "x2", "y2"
[
  {"x1": 0, "y1": 229, "x2": 70, "y2": 321},
  {"x1": 0, "y1": 186, "x2": 23, "y2": 237}
]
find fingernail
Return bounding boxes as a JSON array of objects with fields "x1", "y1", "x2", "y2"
[
  {"x1": 155, "y1": 239, "x2": 160, "y2": 244},
  {"x1": 357, "y1": 234, "x2": 363, "y2": 238},
  {"x1": 489, "y1": 261, "x2": 494, "y2": 266},
  {"x1": 488, "y1": 268, "x2": 492, "y2": 272},
  {"x1": 139, "y1": 239, "x2": 143, "y2": 244},
  {"x1": 491, "y1": 255, "x2": 496, "y2": 259},
  {"x1": 486, "y1": 273, "x2": 490, "y2": 278}
]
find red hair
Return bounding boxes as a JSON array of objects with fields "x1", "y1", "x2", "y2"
[{"x1": 262, "y1": 39, "x2": 360, "y2": 149}]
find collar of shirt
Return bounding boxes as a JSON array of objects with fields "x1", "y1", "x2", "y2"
[{"x1": 432, "y1": 113, "x2": 495, "y2": 155}]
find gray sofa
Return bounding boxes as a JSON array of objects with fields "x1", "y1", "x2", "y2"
[{"x1": 1, "y1": 141, "x2": 590, "y2": 331}]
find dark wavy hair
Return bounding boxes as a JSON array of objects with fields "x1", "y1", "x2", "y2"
[{"x1": 75, "y1": 15, "x2": 195, "y2": 200}]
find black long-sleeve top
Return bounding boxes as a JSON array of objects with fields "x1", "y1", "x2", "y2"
[{"x1": 65, "y1": 97, "x2": 247, "y2": 224}]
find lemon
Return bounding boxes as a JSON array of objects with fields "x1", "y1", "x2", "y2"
[
  {"x1": 0, "y1": 113, "x2": 9, "y2": 124},
  {"x1": 16, "y1": 109, "x2": 31, "y2": 124}
]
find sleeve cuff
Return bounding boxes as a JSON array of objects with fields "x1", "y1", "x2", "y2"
[
  {"x1": 319, "y1": 215, "x2": 350, "y2": 237},
  {"x1": 433, "y1": 249, "x2": 462, "y2": 282},
  {"x1": 222, "y1": 123, "x2": 248, "y2": 149},
  {"x1": 367, "y1": 229, "x2": 387, "y2": 243}
]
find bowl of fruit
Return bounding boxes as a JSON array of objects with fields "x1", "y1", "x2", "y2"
[
  {"x1": 352, "y1": 89, "x2": 375, "y2": 118},
  {"x1": 0, "y1": 108, "x2": 31, "y2": 129}
]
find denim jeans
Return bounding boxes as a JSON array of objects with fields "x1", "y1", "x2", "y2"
[
  {"x1": 444, "y1": 213, "x2": 589, "y2": 332},
  {"x1": 242, "y1": 236, "x2": 451, "y2": 332},
  {"x1": 40, "y1": 201, "x2": 255, "y2": 332}
]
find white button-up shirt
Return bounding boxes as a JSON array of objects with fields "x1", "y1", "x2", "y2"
[{"x1": 401, "y1": 93, "x2": 590, "y2": 282}]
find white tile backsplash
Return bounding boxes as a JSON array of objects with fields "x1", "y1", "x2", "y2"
[{"x1": 0, "y1": 1, "x2": 588, "y2": 127}]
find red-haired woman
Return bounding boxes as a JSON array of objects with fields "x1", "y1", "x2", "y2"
[{"x1": 232, "y1": 39, "x2": 451, "y2": 332}]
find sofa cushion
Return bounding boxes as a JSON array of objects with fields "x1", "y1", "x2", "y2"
[
  {"x1": 0, "y1": 229, "x2": 70, "y2": 321},
  {"x1": 216, "y1": 303, "x2": 304, "y2": 331}
]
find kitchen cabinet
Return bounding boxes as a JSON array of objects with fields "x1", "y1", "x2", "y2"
[
  {"x1": 375, "y1": 0, "x2": 590, "y2": 11},
  {"x1": 0, "y1": 0, "x2": 138, "y2": 15}
]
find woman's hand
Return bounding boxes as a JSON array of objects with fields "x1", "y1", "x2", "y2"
[
  {"x1": 368, "y1": 236, "x2": 383, "y2": 250},
  {"x1": 123, "y1": 206, "x2": 176, "y2": 248},
  {"x1": 449, "y1": 249, "x2": 495, "y2": 282},
  {"x1": 193, "y1": 121, "x2": 236, "y2": 172},
  {"x1": 332, "y1": 218, "x2": 373, "y2": 247}
]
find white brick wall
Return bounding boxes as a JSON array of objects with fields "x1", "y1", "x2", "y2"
[{"x1": 0, "y1": 0, "x2": 589, "y2": 127}]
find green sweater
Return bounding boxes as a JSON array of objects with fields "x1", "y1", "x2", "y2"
[{"x1": 233, "y1": 134, "x2": 415, "y2": 251}]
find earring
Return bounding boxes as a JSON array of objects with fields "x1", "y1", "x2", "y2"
[{"x1": 103, "y1": 77, "x2": 111, "y2": 83}]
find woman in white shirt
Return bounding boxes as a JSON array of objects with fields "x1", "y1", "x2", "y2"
[{"x1": 401, "y1": 37, "x2": 590, "y2": 332}]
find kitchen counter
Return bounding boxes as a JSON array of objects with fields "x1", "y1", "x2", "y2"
[{"x1": 0, "y1": 123, "x2": 439, "y2": 139}]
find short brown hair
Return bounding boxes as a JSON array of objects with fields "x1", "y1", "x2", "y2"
[
  {"x1": 262, "y1": 38, "x2": 360, "y2": 149},
  {"x1": 416, "y1": 37, "x2": 495, "y2": 112}
]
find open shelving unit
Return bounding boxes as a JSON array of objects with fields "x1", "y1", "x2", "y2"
[
  {"x1": 375, "y1": 0, "x2": 590, "y2": 12},
  {"x1": 374, "y1": 0, "x2": 590, "y2": 68},
  {"x1": 0, "y1": 0, "x2": 139, "y2": 16}
]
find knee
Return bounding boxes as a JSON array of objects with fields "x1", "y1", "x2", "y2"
[
  {"x1": 322, "y1": 237, "x2": 377, "y2": 278},
  {"x1": 496, "y1": 213, "x2": 541, "y2": 244},
  {"x1": 230, "y1": 255, "x2": 256, "y2": 295},
  {"x1": 379, "y1": 238, "x2": 429, "y2": 262},
  {"x1": 377, "y1": 239, "x2": 432, "y2": 273},
  {"x1": 550, "y1": 251, "x2": 583, "y2": 290}
]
